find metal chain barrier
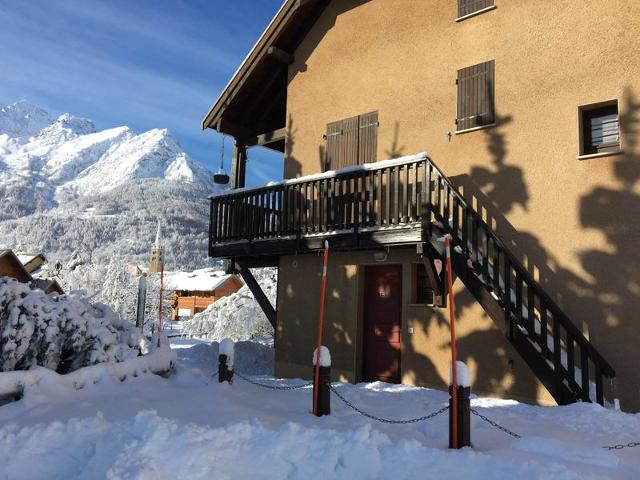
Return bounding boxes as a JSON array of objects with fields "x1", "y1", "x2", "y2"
[
  {"x1": 329, "y1": 384, "x2": 449, "y2": 424},
  {"x1": 220, "y1": 373, "x2": 640, "y2": 449},
  {"x1": 234, "y1": 371, "x2": 314, "y2": 390},
  {"x1": 602, "y1": 441, "x2": 640, "y2": 451},
  {"x1": 471, "y1": 409, "x2": 522, "y2": 439}
]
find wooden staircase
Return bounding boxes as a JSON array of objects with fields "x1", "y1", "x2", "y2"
[{"x1": 423, "y1": 157, "x2": 616, "y2": 406}]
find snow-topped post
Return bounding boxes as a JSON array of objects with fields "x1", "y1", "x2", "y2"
[
  {"x1": 312, "y1": 346, "x2": 331, "y2": 416},
  {"x1": 219, "y1": 339, "x2": 234, "y2": 383},
  {"x1": 449, "y1": 361, "x2": 471, "y2": 449}
]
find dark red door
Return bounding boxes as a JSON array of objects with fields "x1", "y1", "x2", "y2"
[{"x1": 363, "y1": 265, "x2": 402, "y2": 383}]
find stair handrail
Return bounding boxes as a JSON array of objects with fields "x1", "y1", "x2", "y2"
[{"x1": 424, "y1": 155, "x2": 615, "y2": 379}]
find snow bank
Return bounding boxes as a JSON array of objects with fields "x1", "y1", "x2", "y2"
[
  {"x1": 0, "y1": 343, "x2": 176, "y2": 400},
  {"x1": 312, "y1": 346, "x2": 331, "y2": 367},
  {"x1": 182, "y1": 268, "x2": 276, "y2": 342},
  {"x1": 0, "y1": 409, "x2": 607, "y2": 480},
  {"x1": 0, "y1": 277, "x2": 140, "y2": 374},
  {"x1": 172, "y1": 338, "x2": 273, "y2": 376},
  {"x1": 449, "y1": 361, "x2": 470, "y2": 387}
]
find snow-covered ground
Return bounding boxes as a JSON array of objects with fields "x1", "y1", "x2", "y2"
[{"x1": 0, "y1": 333, "x2": 639, "y2": 479}]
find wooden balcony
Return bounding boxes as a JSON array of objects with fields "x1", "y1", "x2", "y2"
[{"x1": 209, "y1": 154, "x2": 433, "y2": 260}]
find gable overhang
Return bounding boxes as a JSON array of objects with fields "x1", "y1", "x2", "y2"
[{"x1": 201, "y1": 0, "x2": 331, "y2": 148}]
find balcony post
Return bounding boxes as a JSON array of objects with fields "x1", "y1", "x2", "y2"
[{"x1": 231, "y1": 140, "x2": 247, "y2": 189}]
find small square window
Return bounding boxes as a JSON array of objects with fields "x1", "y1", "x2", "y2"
[{"x1": 579, "y1": 101, "x2": 621, "y2": 156}]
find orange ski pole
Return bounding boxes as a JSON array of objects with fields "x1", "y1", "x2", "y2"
[
  {"x1": 313, "y1": 241, "x2": 330, "y2": 416},
  {"x1": 445, "y1": 234, "x2": 458, "y2": 448}
]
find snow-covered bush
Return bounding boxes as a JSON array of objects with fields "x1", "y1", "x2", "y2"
[
  {"x1": 0, "y1": 277, "x2": 140, "y2": 373},
  {"x1": 182, "y1": 268, "x2": 276, "y2": 342}
]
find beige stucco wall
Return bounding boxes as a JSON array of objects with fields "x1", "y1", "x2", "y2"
[
  {"x1": 281, "y1": 0, "x2": 640, "y2": 410},
  {"x1": 275, "y1": 248, "x2": 556, "y2": 406}
]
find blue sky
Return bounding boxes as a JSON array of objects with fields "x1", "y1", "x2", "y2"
[{"x1": 0, "y1": 0, "x2": 284, "y2": 186}]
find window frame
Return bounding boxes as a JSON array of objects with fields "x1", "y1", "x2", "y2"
[{"x1": 577, "y1": 100, "x2": 623, "y2": 159}]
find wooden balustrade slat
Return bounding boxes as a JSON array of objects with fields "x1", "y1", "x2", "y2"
[{"x1": 580, "y1": 347, "x2": 590, "y2": 402}]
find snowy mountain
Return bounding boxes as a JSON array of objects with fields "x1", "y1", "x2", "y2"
[
  {"x1": 0, "y1": 102, "x2": 214, "y2": 202},
  {"x1": 0, "y1": 101, "x2": 220, "y2": 297}
]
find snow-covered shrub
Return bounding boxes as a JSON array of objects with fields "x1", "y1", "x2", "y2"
[
  {"x1": 182, "y1": 268, "x2": 276, "y2": 342},
  {"x1": 0, "y1": 277, "x2": 140, "y2": 373}
]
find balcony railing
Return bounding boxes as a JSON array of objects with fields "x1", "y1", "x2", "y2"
[{"x1": 209, "y1": 153, "x2": 431, "y2": 256}]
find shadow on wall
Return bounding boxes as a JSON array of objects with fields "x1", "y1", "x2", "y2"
[{"x1": 447, "y1": 88, "x2": 640, "y2": 410}]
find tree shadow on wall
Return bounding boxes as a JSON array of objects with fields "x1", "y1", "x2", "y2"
[{"x1": 444, "y1": 89, "x2": 640, "y2": 409}]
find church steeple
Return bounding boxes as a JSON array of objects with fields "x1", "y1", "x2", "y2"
[
  {"x1": 149, "y1": 221, "x2": 164, "y2": 274},
  {"x1": 155, "y1": 221, "x2": 162, "y2": 248}
]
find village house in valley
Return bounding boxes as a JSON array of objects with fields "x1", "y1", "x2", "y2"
[
  {"x1": 0, "y1": 250, "x2": 64, "y2": 295},
  {"x1": 165, "y1": 269, "x2": 243, "y2": 320},
  {"x1": 202, "y1": 1, "x2": 640, "y2": 410}
]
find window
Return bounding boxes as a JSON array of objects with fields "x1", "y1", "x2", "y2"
[
  {"x1": 456, "y1": 60, "x2": 495, "y2": 132},
  {"x1": 411, "y1": 261, "x2": 444, "y2": 306},
  {"x1": 579, "y1": 101, "x2": 621, "y2": 157},
  {"x1": 457, "y1": 0, "x2": 495, "y2": 20},
  {"x1": 325, "y1": 111, "x2": 378, "y2": 171}
]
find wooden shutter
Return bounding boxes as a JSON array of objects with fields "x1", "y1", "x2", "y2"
[
  {"x1": 457, "y1": 0, "x2": 494, "y2": 18},
  {"x1": 341, "y1": 115, "x2": 360, "y2": 168},
  {"x1": 325, "y1": 111, "x2": 379, "y2": 170},
  {"x1": 456, "y1": 60, "x2": 495, "y2": 131},
  {"x1": 325, "y1": 120, "x2": 342, "y2": 171},
  {"x1": 358, "y1": 111, "x2": 378, "y2": 165}
]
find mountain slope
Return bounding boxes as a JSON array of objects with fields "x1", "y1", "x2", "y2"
[{"x1": 0, "y1": 101, "x2": 220, "y2": 292}]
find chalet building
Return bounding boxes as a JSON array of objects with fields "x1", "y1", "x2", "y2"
[
  {"x1": 0, "y1": 250, "x2": 64, "y2": 294},
  {"x1": 202, "y1": 1, "x2": 640, "y2": 410},
  {"x1": 165, "y1": 269, "x2": 243, "y2": 320}
]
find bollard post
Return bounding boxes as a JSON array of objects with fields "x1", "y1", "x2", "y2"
[
  {"x1": 449, "y1": 361, "x2": 471, "y2": 448},
  {"x1": 312, "y1": 346, "x2": 331, "y2": 416},
  {"x1": 219, "y1": 339, "x2": 234, "y2": 383}
]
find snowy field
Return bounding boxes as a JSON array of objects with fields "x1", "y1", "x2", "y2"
[{"x1": 0, "y1": 333, "x2": 639, "y2": 479}]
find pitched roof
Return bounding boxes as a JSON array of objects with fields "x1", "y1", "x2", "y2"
[
  {"x1": 201, "y1": 0, "x2": 332, "y2": 143},
  {"x1": 164, "y1": 268, "x2": 242, "y2": 292}
]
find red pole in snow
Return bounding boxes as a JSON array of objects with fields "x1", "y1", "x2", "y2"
[
  {"x1": 157, "y1": 262, "x2": 164, "y2": 348},
  {"x1": 313, "y1": 241, "x2": 330, "y2": 416},
  {"x1": 445, "y1": 235, "x2": 459, "y2": 449}
]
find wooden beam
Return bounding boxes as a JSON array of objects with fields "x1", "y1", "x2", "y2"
[
  {"x1": 215, "y1": 117, "x2": 253, "y2": 140},
  {"x1": 236, "y1": 261, "x2": 277, "y2": 329},
  {"x1": 267, "y1": 46, "x2": 294, "y2": 64},
  {"x1": 422, "y1": 255, "x2": 444, "y2": 307},
  {"x1": 294, "y1": 0, "x2": 318, "y2": 10},
  {"x1": 230, "y1": 141, "x2": 247, "y2": 189},
  {"x1": 243, "y1": 127, "x2": 286, "y2": 148}
]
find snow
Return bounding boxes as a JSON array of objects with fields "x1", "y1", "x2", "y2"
[
  {"x1": 0, "y1": 101, "x2": 214, "y2": 208},
  {"x1": 164, "y1": 268, "x2": 236, "y2": 292},
  {"x1": 313, "y1": 345, "x2": 332, "y2": 367},
  {"x1": 0, "y1": 277, "x2": 140, "y2": 373},
  {"x1": 210, "y1": 152, "x2": 430, "y2": 198},
  {"x1": 219, "y1": 338, "x2": 235, "y2": 367},
  {"x1": 0, "y1": 342, "x2": 176, "y2": 400},
  {"x1": 182, "y1": 268, "x2": 275, "y2": 342},
  {"x1": 0, "y1": 335, "x2": 638, "y2": 479},
  {"x1": 450, "y1": 360, "x2": 471, "y2": 387}
]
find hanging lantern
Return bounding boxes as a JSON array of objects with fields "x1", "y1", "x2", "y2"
[{"x1": 213, "y1": 134, "x2": 230, "y2": 185}]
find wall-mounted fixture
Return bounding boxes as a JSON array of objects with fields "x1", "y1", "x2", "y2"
[{"x1": 373, "y1": 251, "x2": 387, "y2": 262}]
